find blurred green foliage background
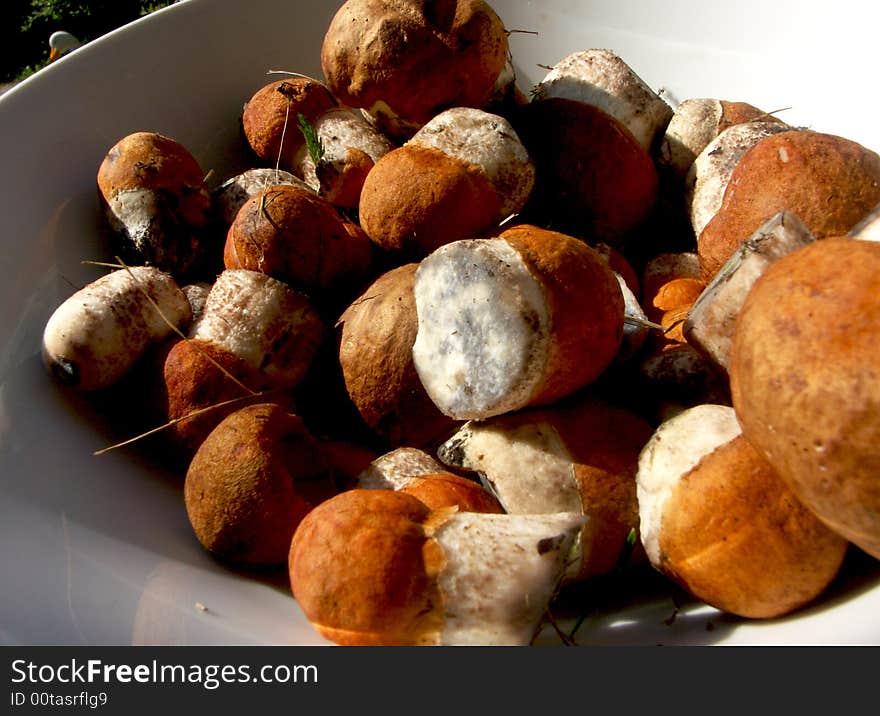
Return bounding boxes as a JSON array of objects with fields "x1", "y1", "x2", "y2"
[{"x1": 3, "y1": 1, "x2": 175, "y2": 82}]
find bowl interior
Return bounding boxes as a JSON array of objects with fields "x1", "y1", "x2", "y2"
[{"x1": 1, "y1": 0, "x2": 877, "y2": 646}]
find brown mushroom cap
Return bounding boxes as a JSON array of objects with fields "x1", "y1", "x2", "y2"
[
  {"x1": 517, "y1": 97, "x2": 659, "y2": 244},
  {"x1": 729, "y1": 237, "x2": 880, "y2": 558},
  {"x1": 358, "y1": 144, "x2": 502, "y2": 257},
  {"x1": 97, "y1": 131, "x2": 208, "y2": 212},
  {"x1": 337, "y1": 262, "x2": 457, "y2": 448},
  {"x1": 658, "y1": 435, "x2": 848, "y2": 619},
  {"x1": 224, "y1": 183, "x2": 372, "y2": 294},
  {"x1": 184, "y1": 403, "x2": 322, "y2": 565},
  {"x1": 498, "y1": 224, "x2": 625, "y2": 406},
  {"x1": 241, "y1": 78, "x2": 337, "y2": 169},
  {"x1": 697, "y1": 130, "x2": 880, "y2": 280},
  {"x1": 399, "y1": 471, "x2": 504, "y2": 513},
  {"x1": 288, "y1": 489, "x2": 444, "y2": 645},
  {"x1": 158, "y1": 338, "x2": 293, "y2": 458},
  {"x1": 321, "y1": 0, "x2": 509, "y2": 134}
]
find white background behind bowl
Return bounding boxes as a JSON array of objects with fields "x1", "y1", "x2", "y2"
[{"x1": 0, "y1": 0, "x2": 878, "y2": 646}]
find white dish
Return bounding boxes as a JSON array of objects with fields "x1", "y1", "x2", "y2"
[{"x1": 1, "y1": 0, "x2": 878, "y2": 646}]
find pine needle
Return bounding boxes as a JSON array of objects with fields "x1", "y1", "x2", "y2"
[
  {"x1": 624, "y1": 314, "x2": 665, "y2": 332},
  {"x1": 93, "y1": 391, "x2": 276, "y2": 456}
]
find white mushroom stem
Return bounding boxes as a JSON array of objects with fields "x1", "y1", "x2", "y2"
[
  {"x1": 355, "y1": 447, "x2": 445, "y2": 491},
  {"x1": 438, "y1": 422, "x2": 581, "y2": 515},
  {"x1": 428, "y1": 511, "x2": 586, "y2": 646},
  {"x1": 191, "y1": 269, "x2": 322, "y2": 388},
  {"x1": 658, "y1": 98, "x2": 726, "y2": 177},
  {"x1": 532, "y1": 48, "x2": 673, "y2": 152},
  {"x1": 685, "y1": 211, "x2": 815, "y2": 373},
  {"x1": 408, "y1": 107, "x2": 535, "y2": 218},
  {"x1": 849, "y1": 203, "x2": 880, "y2": 242},
  {"x1": 412, "y1": 238, "x2": 550, "y2": 420},
  {"x1": 42, "y1": 266, "x2": 191, "y2": 390}
]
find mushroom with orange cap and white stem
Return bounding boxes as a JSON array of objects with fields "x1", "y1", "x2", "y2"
[
  {"x1": 636, "y1": 404, "x2": 848, "y2": 619},
  {"x1": 729, "y1": 237, "x2": 880, "y2": 560},
  {"x1": 240, "y1": 77, "x2": 394, "y2": 209},
  {"x1": 437, "y1": 396, "x2": 654, "y2": 581},
  {"x1": 697, "y1": 129, "x2": 880, "y2": 281},
  {"x1": 518, "y1": 48, "x2": 669, "y2": 243},
  {"x1": 411, "y1": 224, "x2": 624, "y2": 421},
  {"x1": 96, "y1": 131, "x2": 214, "y2": 280},
  {"x1": 320, "y1": 0, "x2": 511, "y2": 140},
  {"x1": 357, "y1": 106, "x2": 535, "y2": 258},
  {"x1": 288, "y1": 488, "x2": 585, "y2": 645}
]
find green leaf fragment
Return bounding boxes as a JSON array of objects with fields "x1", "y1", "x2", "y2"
[{"x1": 297, "y1": 112, "x2": 325, "y2": 167}]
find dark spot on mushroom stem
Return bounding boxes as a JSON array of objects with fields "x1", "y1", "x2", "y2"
[
  {"x1": 50, "y1": 357, "x2": 80, "y2": 387},
  {"x1": 537, "y1": 533, "x2": 566, "y2": 555},
  {"x1": 437, "y1": 436, "x2": 467, "y2": 466}
]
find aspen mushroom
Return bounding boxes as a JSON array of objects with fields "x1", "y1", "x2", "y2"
[
  {"x1": 685, "y1": 120, "x2": 791, "y2": 240},
  {"x1": 97, "y1": 131, "x2": 213, "y2": 279},
  {"x1": 336, "y1": 263, "x2": 458, "y2": 448},
  {"x1": 241, "y1": 78, "x2": 335, "y2": 168},
  {"x1": 729, "y1": 237, "x2": 880, "y2": 559},
  {"x1": 223, "y1": 183, "x2": 373, "y2": 299},
  {"x1": 185, "y1": 403, "x2": 330, "y2": 565},
  {"x1": 190, "y1": 269, "x2": 324, "y2": 390},
  {"x1": 437, "y1": 397, "x2": 653, "y2": 580},
  {"x1": 657, "y1": 98, "x2": 786, "y2": 181},
  {"x1": 288, "y1": 489, "x2": 584, "y2": 645},
  {"x1": 42, "y1": 266, "x2": 191, "y2": 391},
  {"x1": 530, "y1": 48, "x2": 673, "y2": 154},
  {"x1": 636, "y1": 404, "x2": 848, "y2": 619},
  {"x1": 697, "y1": 129, "x2": 880, "y2": 280},
  {"x1": 517, "y1": 48, "x2": 672, "y2": 242},
  {"x1": 411, "y1": 224, "x2": 624, "y2": 420},
  {"x1": 517, "y1": 98, "x2": 659, "y2": 244},
  {"x1": 241, "y1": 77, "x2": 394, "y2": 208},
  {"x1": 156, "y1": 337, "x2": 295, "y2": 459},
  {"x1": 358, "y1": 107, "x2": 535, "y2": 257},
  {"x1": 320, "y1": 0, "x2": 510, "y2": 139}
]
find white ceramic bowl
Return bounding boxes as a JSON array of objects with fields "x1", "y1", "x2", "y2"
[{"x1": 1, "y1": 0, "x2": 878, "y2": 646}]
